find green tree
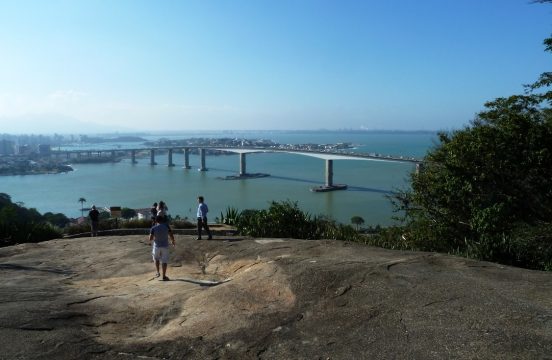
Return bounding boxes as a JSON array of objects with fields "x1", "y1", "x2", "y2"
[
  {"x1": 121, "y1": 207, "x2": 137, "y2": 219},
  {"x1": 0, "y1": 193, "x2": 62, "y2": 246},
  {"x1": 78, "y1": 197, "x2": 86, "y2": 217},
  {"x1": 43, "y1": 212, "x2": 71, "y2": 228},
  {"x1": 350, "y1": 216, "x2": 365, "y2": 231},
  {"x1": 0, "y1": 193, "x2": 11, "y2": 207},
  {"x1": 392, "y1": 17, "x2": 552, "y2": 269}
]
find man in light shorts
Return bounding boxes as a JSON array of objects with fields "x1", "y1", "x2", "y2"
[{"x1": 149, "y1": 214, "x2": 175, "y2": 281}]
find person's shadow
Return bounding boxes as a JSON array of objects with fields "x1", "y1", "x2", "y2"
[{"x1": 149, "y1": 276, "x2": 232, "y2": 287}]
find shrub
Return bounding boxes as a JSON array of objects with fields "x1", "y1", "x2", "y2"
[
  {"x1": 121, "y1": 218, "x2": 152, "y2": 229},
  {"x1": 221, "y1": 207, "x2": 241, "y2": 225},
  {"x1": 65, "y1": 218, "x2": 120, "y2": 235},
  {"x1": 121, "y1": 207, "x2": 137, "y2": 219},
  {"x1": 458, "y1": 221, "x2": 552, "y2": 270},
  {"x1": 171, "y1": 219, "x2": 195, "y2": 229},
  {"x1": 65, "y1": 222, "x2": 93, "y2": 235},
  {"x1": 0, "y1": 195, "x2": 62, "y2": 246},
  {"x1": 43, "y1": 212, "x2": 71, "y2": 228},
  {"x1": 235, "y1": 200, "x2": 361, "y2": 242},
  {"x1": 0, "y1": 221, "x2": 62, "y2": 246}
]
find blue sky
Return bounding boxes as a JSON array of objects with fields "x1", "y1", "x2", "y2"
[{"x1": 0, "y1": 0, "x2": 550, "y2": 133}]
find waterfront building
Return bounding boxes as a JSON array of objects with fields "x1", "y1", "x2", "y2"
[
  {"x1": 0, "y1": 140, "x2": 16, "y2": 155},
  {"x1": 38, "y1": 144, "x2": 52, "y2": 155}
]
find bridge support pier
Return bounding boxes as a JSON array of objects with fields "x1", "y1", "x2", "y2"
[
  {"x1": 168, "y1": 149, "x2": 175, "y2": 167},
  {"x1": 310, "y1": 159, "x2": 347, "y2": 192},
  {"x1": 183, "y1": 148, "x2": 191, "y2": 169},
  {"x1": 150, "y1": 149, "x2": 157, "y2": 165},
  {"x1": 239, "y1": 153, "x2": 246, "y2": 176},
  {"x1": 199, "y1": 148, "x2": 207, "y2": 171},
  {"x1": 131, "y1": 150, "x2": 137, "y2": 164},
  {"x1": 325, "y1": 159, "x2": 333, "y2": 187}
]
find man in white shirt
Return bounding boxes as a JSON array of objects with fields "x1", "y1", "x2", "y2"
[{"x1": 196, "y1": 196, "x2": 212, "y2": 240}]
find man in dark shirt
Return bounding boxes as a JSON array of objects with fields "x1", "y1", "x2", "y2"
[
  {"x1": 149, "y1": 215, "x2": 176, "y2": 281},
  {"x1": 88, "y1": 205, "x2": 100, "y2": 237}
]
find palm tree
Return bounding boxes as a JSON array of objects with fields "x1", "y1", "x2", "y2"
[
  {"x1": 78, "y1": 197, "x2": 87, "y2": 217},
  {"x1": 350, "y1": 216, "x2": 365, "y2": 231}
]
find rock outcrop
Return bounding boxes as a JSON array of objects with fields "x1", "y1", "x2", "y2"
[{"x1": 0, "y1": 235, "x2": 550, "y2": 359}]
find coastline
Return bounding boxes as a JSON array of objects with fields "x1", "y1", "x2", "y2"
[
  {"x1": 0, "y1": 132, "x2": 432, "y2": 225},
  {"x1": 0, "y1": 164, "x2": 73, "y2": 176}
]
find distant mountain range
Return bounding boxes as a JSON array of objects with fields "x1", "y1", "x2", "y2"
[{"x1": 0, "y1": 114, "x2": 132, "y2": 134}]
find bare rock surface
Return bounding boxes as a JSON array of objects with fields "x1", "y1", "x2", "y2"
[{"x1": 0, "y1": 235, "x2": 551, "y2": 359}]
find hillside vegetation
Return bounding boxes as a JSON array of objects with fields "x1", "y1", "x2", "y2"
[{"x1": 382, "y1": 24, "x2": 552, "y2": 270}]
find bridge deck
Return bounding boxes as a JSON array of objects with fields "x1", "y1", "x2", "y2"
[{"x1": 52, "y1": 146, "x2": 421, "y2": 163}]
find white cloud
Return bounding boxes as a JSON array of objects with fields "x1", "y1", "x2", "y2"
[{"x1": 47, "y1": 90, "x2": 88, "y2": 102}]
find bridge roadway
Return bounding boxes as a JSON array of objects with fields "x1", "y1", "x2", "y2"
[{"x1": 51, "y1": 146, "x2": 422, "y2": 192}]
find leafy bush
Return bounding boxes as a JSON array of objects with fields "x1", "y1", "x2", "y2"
[
  {"x1": 27, "y1": 223, "x2": 63, "y2": 243},
  {"x1": 121, "y1": 218, "x2": 152, "y2": 229},
  {"x1": 65, "y1": 222, "x2": 92, "y2": 235},
  {"x1": 171, "y1": 219, "x2": 195, "y2": 229},
  {"x1": 65, "y1": 218, "x2": 120, "y2": 235},
  {"x1": 64, "y1": 216, "x2": 195, "y2": 235},
  {"x1": 220, "y1": 207, "x2": 241, "y2": 225},
  {"x1": 0, "y1": 194, "x2": 63, "y2": 246},
  {"x1": 236, "y1": 201, "x2": 316, "y2": 239},
  {"x1": 0, "y1": 220, "x2": 62, "y2": 246},
  {"x1": 121, "y1": 207, "x2": 137, "y2": 219},
  {"x1": 235, "y1": 200, "x2": 361, "y2": 242},
  {"x1": 42, "y1": 212, "x2": 71, "y2": 228},
  {"x1": 458, "y1": 222, "x2": 552, "y2": 271}
]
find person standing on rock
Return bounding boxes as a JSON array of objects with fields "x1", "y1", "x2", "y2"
[
  {"x1": 157, "y1": 200, "x2": 168, "y2": 222},
  {"x1": 88, "y1": 205, "x2": 100, "y2": 237},
  {"x1": 196, "y1": 196, "x2": 212, "y2": 240},
  {"x1": 150, "y1": 202, "x2": 158, "y2": 226},
  {"x1": 149, "y1": 214, "x2": 175, "y2": 281}
]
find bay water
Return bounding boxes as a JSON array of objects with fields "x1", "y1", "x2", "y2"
[{"x1": 1, "y1": 131, "x2": 437, "y2": 226}]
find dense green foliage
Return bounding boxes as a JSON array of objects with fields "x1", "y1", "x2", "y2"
[
  {"x1": 64, "y1": 216, "x2": 195, "y2": 235},
  {"x1": 387, "y1": 29, "x2": 552, "y2": 270},
  {"x1": 170, "y1": 219, "x2": 195, "y2": 229},
  {"x1": 0, "y1": 193, "x2": 63, "y2": 246},
  {"x1": 42, "y1": 212, "x2": 72, "y2": 228},
  {"x1": 121, "y1": 207, "x2": 137, "y2": 219},
  {"x1": 65, "y1": 218, "x2": 116, "y2": 235},
  {"x1": 235, "y1": 200, "x2": 361, "y2": 241},
  {"x1": 220, "y1": 207, "x2": 241, "y2": 226},
  {"x1": 120, "y1": 218, "x2": 193, "y2": 229}
]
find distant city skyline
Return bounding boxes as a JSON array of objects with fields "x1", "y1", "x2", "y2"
[{"x1": 0, "y1": 0, "x2": 550, "y2": 134}]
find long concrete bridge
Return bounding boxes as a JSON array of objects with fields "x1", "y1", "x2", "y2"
[{"x1": 51, "y1": 146, "x2": 422, "y2": 192}]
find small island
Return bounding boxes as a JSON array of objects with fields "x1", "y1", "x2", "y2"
[{"x1": 0, "y1": 158, "x2": 73, "y2": 176}]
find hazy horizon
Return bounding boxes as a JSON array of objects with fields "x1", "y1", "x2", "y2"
[
  {"x1": 0, "y1": 127, "x2": 440, "y2": 137},
  {"x1": 0, "y1": 0, "x2": 550, "y2": 134}
]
